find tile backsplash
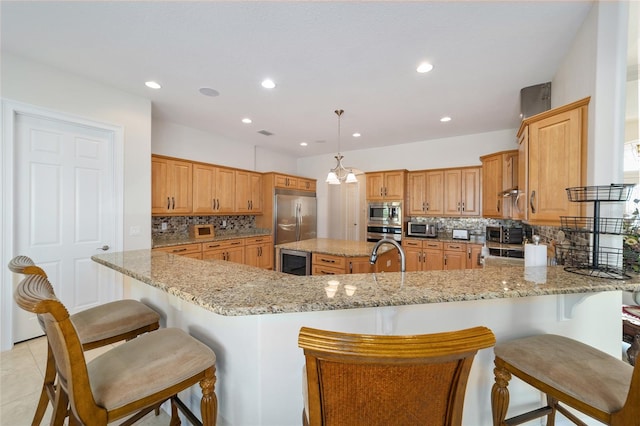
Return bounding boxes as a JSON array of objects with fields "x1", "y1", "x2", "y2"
[{"x1": 152, "y1": 215, "x2": 256, "y2": 238}]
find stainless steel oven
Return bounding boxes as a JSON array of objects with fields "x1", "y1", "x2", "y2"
[
  {"x1": 279, "y1": 249, "x2": 311, "y2": 275},
  {"x1": 366, "y1": 225, "x2": 402, "y2": 242},
  {"x1": 368, "y1": 202, "x2": 402, "y2": 226}
]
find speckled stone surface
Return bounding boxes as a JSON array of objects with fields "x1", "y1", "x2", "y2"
[
  {"x1": 276, "y1": 238, "x2": 394, "y2": 257},
  {"x1": 152, "y1": 228, "x2": 271, "y2": 248},
  {"x1": 92, "y1": 249, "x2": 640, "y2": 317}
]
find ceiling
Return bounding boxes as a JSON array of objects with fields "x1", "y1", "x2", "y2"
[{"x1": 1, "y1": 1, "x2": 595, "y2": 158}]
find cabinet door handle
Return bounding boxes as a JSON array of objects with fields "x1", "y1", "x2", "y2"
[
  {"x1": 426, "y1": 202, "x2": 429, "y2": 211},
  {"x1": 477, "y1": 253, "x2": 483, "y2": 266},
  {"x1": 514, "y1": 192, "x2": 522, "y2": 213},
  {"x1": 462, "y1": 202, "x2": 465, "y2": 212},
  {"x1": 172, "y1": 197, "x2": 175, "y2": 210},
  {"x1": 380, "y1": 188, "x2": 383, "y2": 197},
  {"x1": 321, "y1": 258, "x2": 336, "y2": 264},
  {"x1": 230, "y1": 241, "x2": 241, "y2": 246},
  {"x1": 530, "y1": 190, "x2": 536, "y2": 214},
  {"x1": 444, "y1": 255, "x2": 447, "y2": 266},
  {"x1": 321, "y1": 270, "x2": 335, "y2": 275},
  {"x1": 497, "y1": 199, "x2": 500, "y2": 212},
  {"x1": 172, "y1": 248, "x2": 187, "y2": 253},
  {"x1": 457, "y1": 202, "x2": 461, "y2": 211},
  {"x1": 167, "y1": 197, "x2": 171, "y2": 210}
]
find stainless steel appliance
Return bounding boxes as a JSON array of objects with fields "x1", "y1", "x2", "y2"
[
  {"x1": 274, "y1": 189, "x2": 317, "y2": 245},
  {"x1": 279, "y1": 249, "x2": 312, "y2": 275},
  {"x1": 488, "y1": 247, "x2": 525, "y2": 258},
  {"x1": 368, "y1": 202, "x2": 402, "y2": 226},
  {"x1": 486, "y1": 226, "x2": 523, "y2": 244},
  {"x1": 367, "y1": 225, "x2": 402, "y2": 243},
  {"x1": 407, "y1": 221, "x2": 437, "y2": 238}
]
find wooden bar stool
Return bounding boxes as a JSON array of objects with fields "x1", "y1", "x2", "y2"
[
  {"x1": 14, "y1": 274, "x2": 217, "y2": 425},
  {"x1": 491, "y1": 334, "x2": 640, "y2": 425},
  {"x1": 8, "y1": 255, "x2": 161, "y2": 425},
  {"x1": 299, "y1": 325, "x2": 496, "y2": 426}
]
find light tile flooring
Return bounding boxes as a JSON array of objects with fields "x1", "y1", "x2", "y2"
[{"x1": 0, "y1": 336, "x2": 171, "y2": 425}]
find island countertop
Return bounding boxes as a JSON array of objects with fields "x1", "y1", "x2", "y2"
[{"x1": 92, "y1": 249, "x2": 640, "y2": 317}]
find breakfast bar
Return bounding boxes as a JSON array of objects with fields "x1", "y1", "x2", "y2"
[{"x1": 92, "y1": 250, "x2": 640, "y2": 426}]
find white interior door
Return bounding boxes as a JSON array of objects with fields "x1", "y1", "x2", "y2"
[
  {"x1": 345, "y1": 181, "x2": 360, "y2": 241},
  {"x1": 13, "y1": 113, "x2": 118, "y2": 342}
]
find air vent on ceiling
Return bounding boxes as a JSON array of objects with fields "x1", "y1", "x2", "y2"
[{"x1": 257, "y1": 130, "x2": 274, "y2": 136}]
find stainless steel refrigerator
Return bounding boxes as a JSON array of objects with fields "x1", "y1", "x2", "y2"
[{"x1": 274, "y1": 188, "x2": 317, "y2": 245}]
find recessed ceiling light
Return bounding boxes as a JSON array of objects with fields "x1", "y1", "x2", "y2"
[
  {"x1": 416, "y1": 62, "x2": 434, "y2": 73},
  {"x1": 199, "y1": 87, "x2": 220, "y2": 97},
  {"x1": 145, "y1": 81, "x2": 161, "y2": 89},
  {"x1": 352, "y1": 133, "x2": 361, "y2": 138},
  {"x1": 242, "y1": 118, "x2": 252, "y2": 124},
  {"x1": 300, "y1": 142, "x2": 308, "y2": 147},
  {"x1": 261, "y1": 79, "x2": 276, "y2": 89},
  {"x1": 440, "y1": 116, "x2": 452, "y2": 122}
]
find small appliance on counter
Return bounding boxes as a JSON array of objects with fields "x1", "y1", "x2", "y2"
[
  {"x1": 406, "y1": 220, "x2": 437, "y2": 238},
  {"x1": 452, "y1": 229, "x2": 470, "y2": 240}
]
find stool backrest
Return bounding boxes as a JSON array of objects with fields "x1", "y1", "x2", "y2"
[
  {"x1": 298, "y1": 326, "x2": 496, "y2": 426},
  {"x1": 8, "y1": 255, "x2": 48, "y2": 277},
  {"x1": 13, "y1": 274, "x2": 105, "y2": 423}
]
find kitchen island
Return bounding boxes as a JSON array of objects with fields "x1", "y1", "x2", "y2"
[{"x1": 92, "y1": 250, "x2": 640, "y2": 425}]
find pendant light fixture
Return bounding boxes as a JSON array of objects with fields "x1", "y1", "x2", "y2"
[{"x1": 326, "y1": 109, "x2": 357, "y2": 185}]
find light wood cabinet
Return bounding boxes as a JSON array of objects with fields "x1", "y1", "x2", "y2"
[
  {"x1": 366, "y1": 170, "x2": 406, "y2": 201},
  {"x1": 481, "y1": 151, "x2": 517, "y2": 219},
  {"x1": 518, "y1": 97, "x2": 589, "y2": 226},
  {"x1": 152, "y1": 156, "x2": 193, "y2": 215},
  {"x1": 202, "y1": 239, "x2": 245, "y2": 264},
  {"x1": 514, "y1": 130, "x2": 528, "y2": 220},
  {"x1": 311, "y1": 250, "x2": 399, "y2": 275},
  {"x1": 408, "y1": 170, "x2": 444, "y2": 216},
  {"x1": 235, "y1": 171, "x2": 263, "y2": 214},
  {"x1": 192, "y1": 163, "x2": 236, "y2": 214},
  {"x1": 443, "y1": 242, "x2": 466, "y2": 270},
  {"x1": 444, "y1": 167, "x2": 481, "y2": 217},
  {"x1": 466, "y1": 244, "x2": 483, "y2": 270},
  {"x1": 402, "y1": 239, "x2": 443, "y2": 271},
  {"x1": 298, "y1": 178, "x2": 316, "y2": 192},
  {"x1": 244, "y1": 236, "x2": 273, "y2": 269},
  {"x1": 152, "y1": 243, "x2": 202, "y2": 259},
  {"x1": 274, "y1": 174, "x2": 299, "y2": 190}
]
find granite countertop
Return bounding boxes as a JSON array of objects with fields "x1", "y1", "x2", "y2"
[
  {"x1": 275, "y1": 238, "x2": 394, "y2": 257},
  {"x1": 92, "y1": 250, "x2": 640, "y2": 317},
  {"x1": 153, "y1": 228, "x2": 272, "y2": 248}
]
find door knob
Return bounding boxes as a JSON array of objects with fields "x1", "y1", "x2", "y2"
[{"x1": 97, "y1": 245, "x2": 110, "y2": 251}]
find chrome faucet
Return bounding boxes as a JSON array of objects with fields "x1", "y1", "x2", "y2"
[{"x1": 370, "y1": 238, "x2": 406, "y2": 273}]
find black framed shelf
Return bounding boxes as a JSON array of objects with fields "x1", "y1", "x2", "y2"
[{"x1": 562, "y1": 184, "x2": 635, "y2": 280}]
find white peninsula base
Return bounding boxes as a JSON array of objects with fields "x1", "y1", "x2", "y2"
[{"x1": 124, "y1": 275, "x2": 621, "y2": 426}]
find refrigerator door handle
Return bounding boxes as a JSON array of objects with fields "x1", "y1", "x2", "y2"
[{"x1": 295, "y1": 203, "x2": 301, "y2": 241}]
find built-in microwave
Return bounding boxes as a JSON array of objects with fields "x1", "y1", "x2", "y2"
[{"x1": 368, "y1": 202, "x2": 402, "y2": 226}]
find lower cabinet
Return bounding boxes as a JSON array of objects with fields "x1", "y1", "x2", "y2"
[
  {"x1": 245, "y1": 236, "x2": 273, "y2": 270},
  {"x1": 312, "y1": 251, "x2": 399, "y2": 275},
  {"x1": 202, "y1": 239, "x2": 245, "y2": 264},
  {"x1": 403, "y1": 239, "x2": 482, "y2": 271},
  {"x1": 152, "y1": 243, "x2": 203, "y2": 260}
]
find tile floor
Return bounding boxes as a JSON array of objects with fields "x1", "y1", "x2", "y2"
[{"x1": 0, "y1": 335, "x2": 171, "y2": 425}]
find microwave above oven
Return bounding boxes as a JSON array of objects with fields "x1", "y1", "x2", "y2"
[{"x1": 368, "y1": 202, "x2": 402, "y2": 226}]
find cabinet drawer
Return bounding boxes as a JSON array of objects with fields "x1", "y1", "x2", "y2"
[
  {"x1": 423, "y1": 241, "x2": 443, "y2": 249},
  {"x1": 444, "y1": 242, "x2": 466, "y2": 251},
  {"x1": 244, "y1": 236, "x2": 273, "y2": 246},
  {"x1": 202, "y1": 238, "x2": 245, "y2": 252},
  {"x1": 402, "y1": 239, "x2": 423, "y2": 248},
  {"x1": 312, "y1": 264, "x2": 345, "y2": 276},
  {"x1": 312, "y1": 253, "x2": 347, "y2": 269},
  {"x1": 153, "y1": 243, "x2": 201, "y2": 255}
]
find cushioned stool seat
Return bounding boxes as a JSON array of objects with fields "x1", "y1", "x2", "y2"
[{"x1": 492, "y1": 334, "x2": 640, "y2": 426}]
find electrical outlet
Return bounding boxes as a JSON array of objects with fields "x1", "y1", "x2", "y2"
[
  {"x1": 386, "y1": 259, "x2": 391, "y2": 267},
  {"x1": 222, "y1": 220, "x2": 227, "y2": 228},
  {"x1": 161, "y1": 222, "x2": 168, "y2": 231}
]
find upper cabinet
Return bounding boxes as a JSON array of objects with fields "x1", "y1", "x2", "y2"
[
  {"x1": 273, "y1": 174, "x2": 316, "y2": 192},
  {"x1": 235, "y1": 170, "x2": 263, "y2": 214},
  {"x1": 192, "y1": 163, "x2": 236, "y2": 214},
  {"x1": 366, "y1": 170, "x2": 406, "y2": 201},
  {"x1": 443, "y1": 167, "x2": 481, "y2": 217},
  {"x1": 480, "y1": 150, "x2": 517, "y2": 219},
  {"x1": 517, "y1": 97, "x2": 589, "y2": 226},
  {"x1": 151, "y1": 156, "x2": 192, "y2": 215},
  {"x1": 408, "y1": 170, "x2": 444, "y2": 216}
]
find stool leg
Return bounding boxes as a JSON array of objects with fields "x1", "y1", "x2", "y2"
[
  {"x1": 32, "y1": 342, "x2": 57, "y2": 426},
  {"x1": 492, "y1": 362, "x2": 512, "y2": 426},
  {"x1": 546, "y1": 395, "x2": 557, "y2": 426},
  {"x1": 169, "y1": 398, "x2": 181, "y2": 426},
  {"x1": 200, "y1": 367, "x2": 218, "y2": 426}
]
